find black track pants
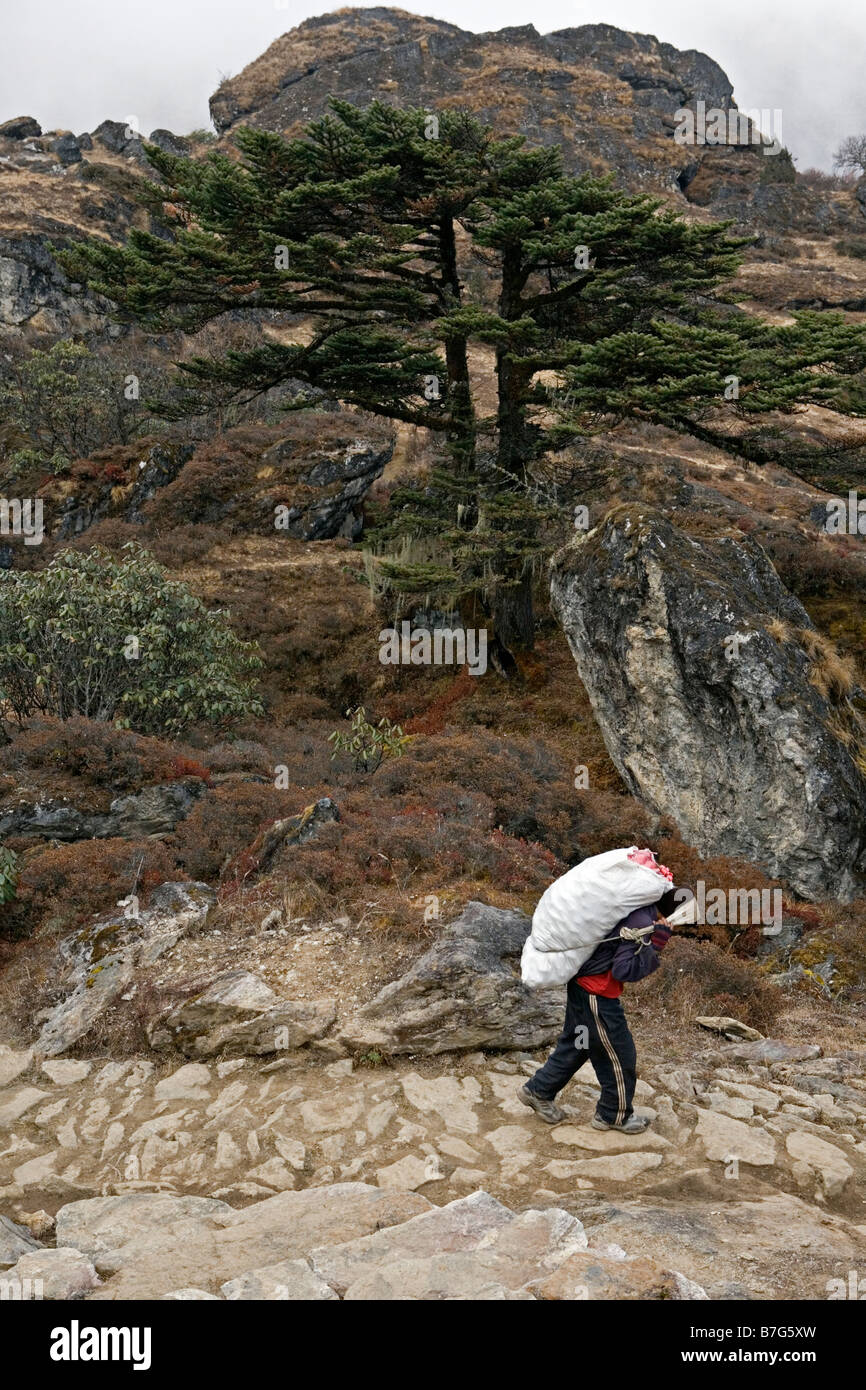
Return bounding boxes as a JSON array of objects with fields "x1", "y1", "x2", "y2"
[{"x1": 526, "y1": 978, "x2": 637, "y2": 1124}]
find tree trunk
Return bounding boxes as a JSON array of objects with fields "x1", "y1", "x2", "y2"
[
  {"x1": 491, "y1": 247, "x2": 536, "y2": 651},
  {"x1": 439, "y1": 211, "x2": 475, "y2": 480},
  {"x1": 492, "y1": 568, "x2": 535, "y2": 654}
]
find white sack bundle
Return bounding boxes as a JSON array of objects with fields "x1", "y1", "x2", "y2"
[{"x1": 521, "y1": 846, "x2": 672, "y2": 988}]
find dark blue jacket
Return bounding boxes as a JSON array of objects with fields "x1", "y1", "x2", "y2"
[{"x1": 578, "y1": 889, "x2": 677, "y2": 984}]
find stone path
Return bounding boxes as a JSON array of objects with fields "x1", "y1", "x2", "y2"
[{"x1": 1, "y1": 1040, "x2": 865, "y2": 1299}]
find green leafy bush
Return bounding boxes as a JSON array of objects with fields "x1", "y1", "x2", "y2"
[
  {"x1": 328, "y1": 706, "x2": 409, "y2": 774},
  {"x1": 0, "y1": 544, "x2": 263, "y2": 734},
  {"x1": 0, "y1": 340, "x2": 157, "y2": 475}
]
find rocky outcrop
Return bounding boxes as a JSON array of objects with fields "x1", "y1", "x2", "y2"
[
  {"x1": 205, "y1": 10, "x2": 864, "y2": 245},
  {"x1": 209, "y1": 10, "x2": 732, "y2": 194},
  {"x1": 0, "y1": 118, "x2": 175, "y2": 338},
  {"x1": 127, "y1": 422, "x2": 394, "y2": 543},
  {"x1": 147, "y1": 129, "x2": 192, "y2": 159},
  {"x1": 0, "y1": 117, "x2": 42, "y2": 140},
  {"x1": 58, "y1": 1184, "x2": 430, "y2": 1298},
  {"x1": 145, "y1": 970, "x2": 337, "y2": 1058},
  {"x1": 44, "y1": 1186, "x2": 707, "y2": 1301},
  {"x1": 47, "y1": 442, "x2": 197, "y2": 541},
  {"x1": 339, "y1": 901, "x2": 564, "y2": 1054},
  {"x1": 90, "y1": 120, "x2": 143, "y2": 158},
  {"x1": 266, "y1": 435, "x2": 393, "y2": 541},
  {"x1": 550, "y1": 507, "x2": 866, "y2": 900},
  {"x1": 123, "y1": 442, "x2": 196, "y2": 523},
  {"x1": 35, "y1": 882, "x2": 215, "y2": 1057},
  {"x1": 4, "y1": 16, "x2": 864, "y2": 342},
  {"x1": 0, "y1": 778, "x2": 206, "y2": 843},
  {"x1": 0, "y1": 232, "x2": 111, "y2": 336}
]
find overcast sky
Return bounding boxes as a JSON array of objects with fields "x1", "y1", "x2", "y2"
[{"x1": 4, "y1": 0, "x2": 865, "y2": 171}]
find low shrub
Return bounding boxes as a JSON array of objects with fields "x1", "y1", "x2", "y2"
[
  {"x1": 171, "y1": 783, "x2": 292, "y2": 880},
  {"x1": 0, "y1": 717, "x2": 206, "y2": 793},
  {"x1": 0, "y1": 544, "x2": 263, "y2": 734},
  {"x1": 641, "y1": 935, "x2": 784, "y2": 1033},
  {"x1": 1, "y1": 837, "x2": 177, "y2": 940}
]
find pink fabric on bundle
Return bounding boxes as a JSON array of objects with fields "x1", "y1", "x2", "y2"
[{"x1": 627, "y1": 847, "x2": 673, "y2": 883}]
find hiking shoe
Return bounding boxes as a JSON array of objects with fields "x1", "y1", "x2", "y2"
[
  {"x1": 591, "y1": 1113, "x2": 650, "y2": 1134},
  {"x1": 518, "y1": 1084, "x2": 565, "y2": 1125}
]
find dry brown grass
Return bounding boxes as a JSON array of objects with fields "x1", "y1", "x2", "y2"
[
  {"x1": 766, "y1": 616, "x2": 792, "y2": 644},
  {"x1": 798, "y1": 626, "x2": 859, "y2": 702}
]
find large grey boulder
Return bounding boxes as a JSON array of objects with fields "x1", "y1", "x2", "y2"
[
  {"x1": 339, "y1": 901, "x2": 564, "y2": 1054},
  {"x1": 207, "y1": 11, "x2": 732, "y2": 197},
  {"x1": 49, "y1": 133, "x2": 82, "y2": 166},
  {"x1": 0, "y1": 116, "x2": 42, "y2": 140},
  {"x1": 550, "y1": 507, "x2": 866, "y2": 900},
  {"x1": 91, "y1": 118, "x2": 143, "y2": 156},
  {"x1": 147, "y1": 128, "x2": 192, "y2": 159}
]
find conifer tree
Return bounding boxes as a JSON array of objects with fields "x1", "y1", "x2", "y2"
[{"x1": 60, "y1": 102, "x2": 866, "y2": 651}]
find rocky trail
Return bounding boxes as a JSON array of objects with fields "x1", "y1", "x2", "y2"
[{"x1": 2, "y1": 1035, "x2": 865, "y2": 1300}]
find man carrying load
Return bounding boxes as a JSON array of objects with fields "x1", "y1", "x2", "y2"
[{"x1": 518, "y1": 847, "x2": 680, "y2": 1132}]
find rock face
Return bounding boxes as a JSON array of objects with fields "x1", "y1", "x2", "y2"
[
  {"x1": 339, "y1": 901, "x2": 564, "y2": 1054},
  {"x1": 0, "y1": 232, "x2": 111, "y2": 337},
  {"x1": 206, "y1": 9, "x2": 863, "y2": 245},
  {"x1": 52, "y1": 442, "x2": 195, "y2": 540},
  {"x1": 209, "y1": 11, "x2": 732, "y2": 194},
  {"x1": 550, "y1": 507, "x2": 866, "y2": 900},
  {"x1": 3, "y1": 16, "x2": 863, "y2": 340}
]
